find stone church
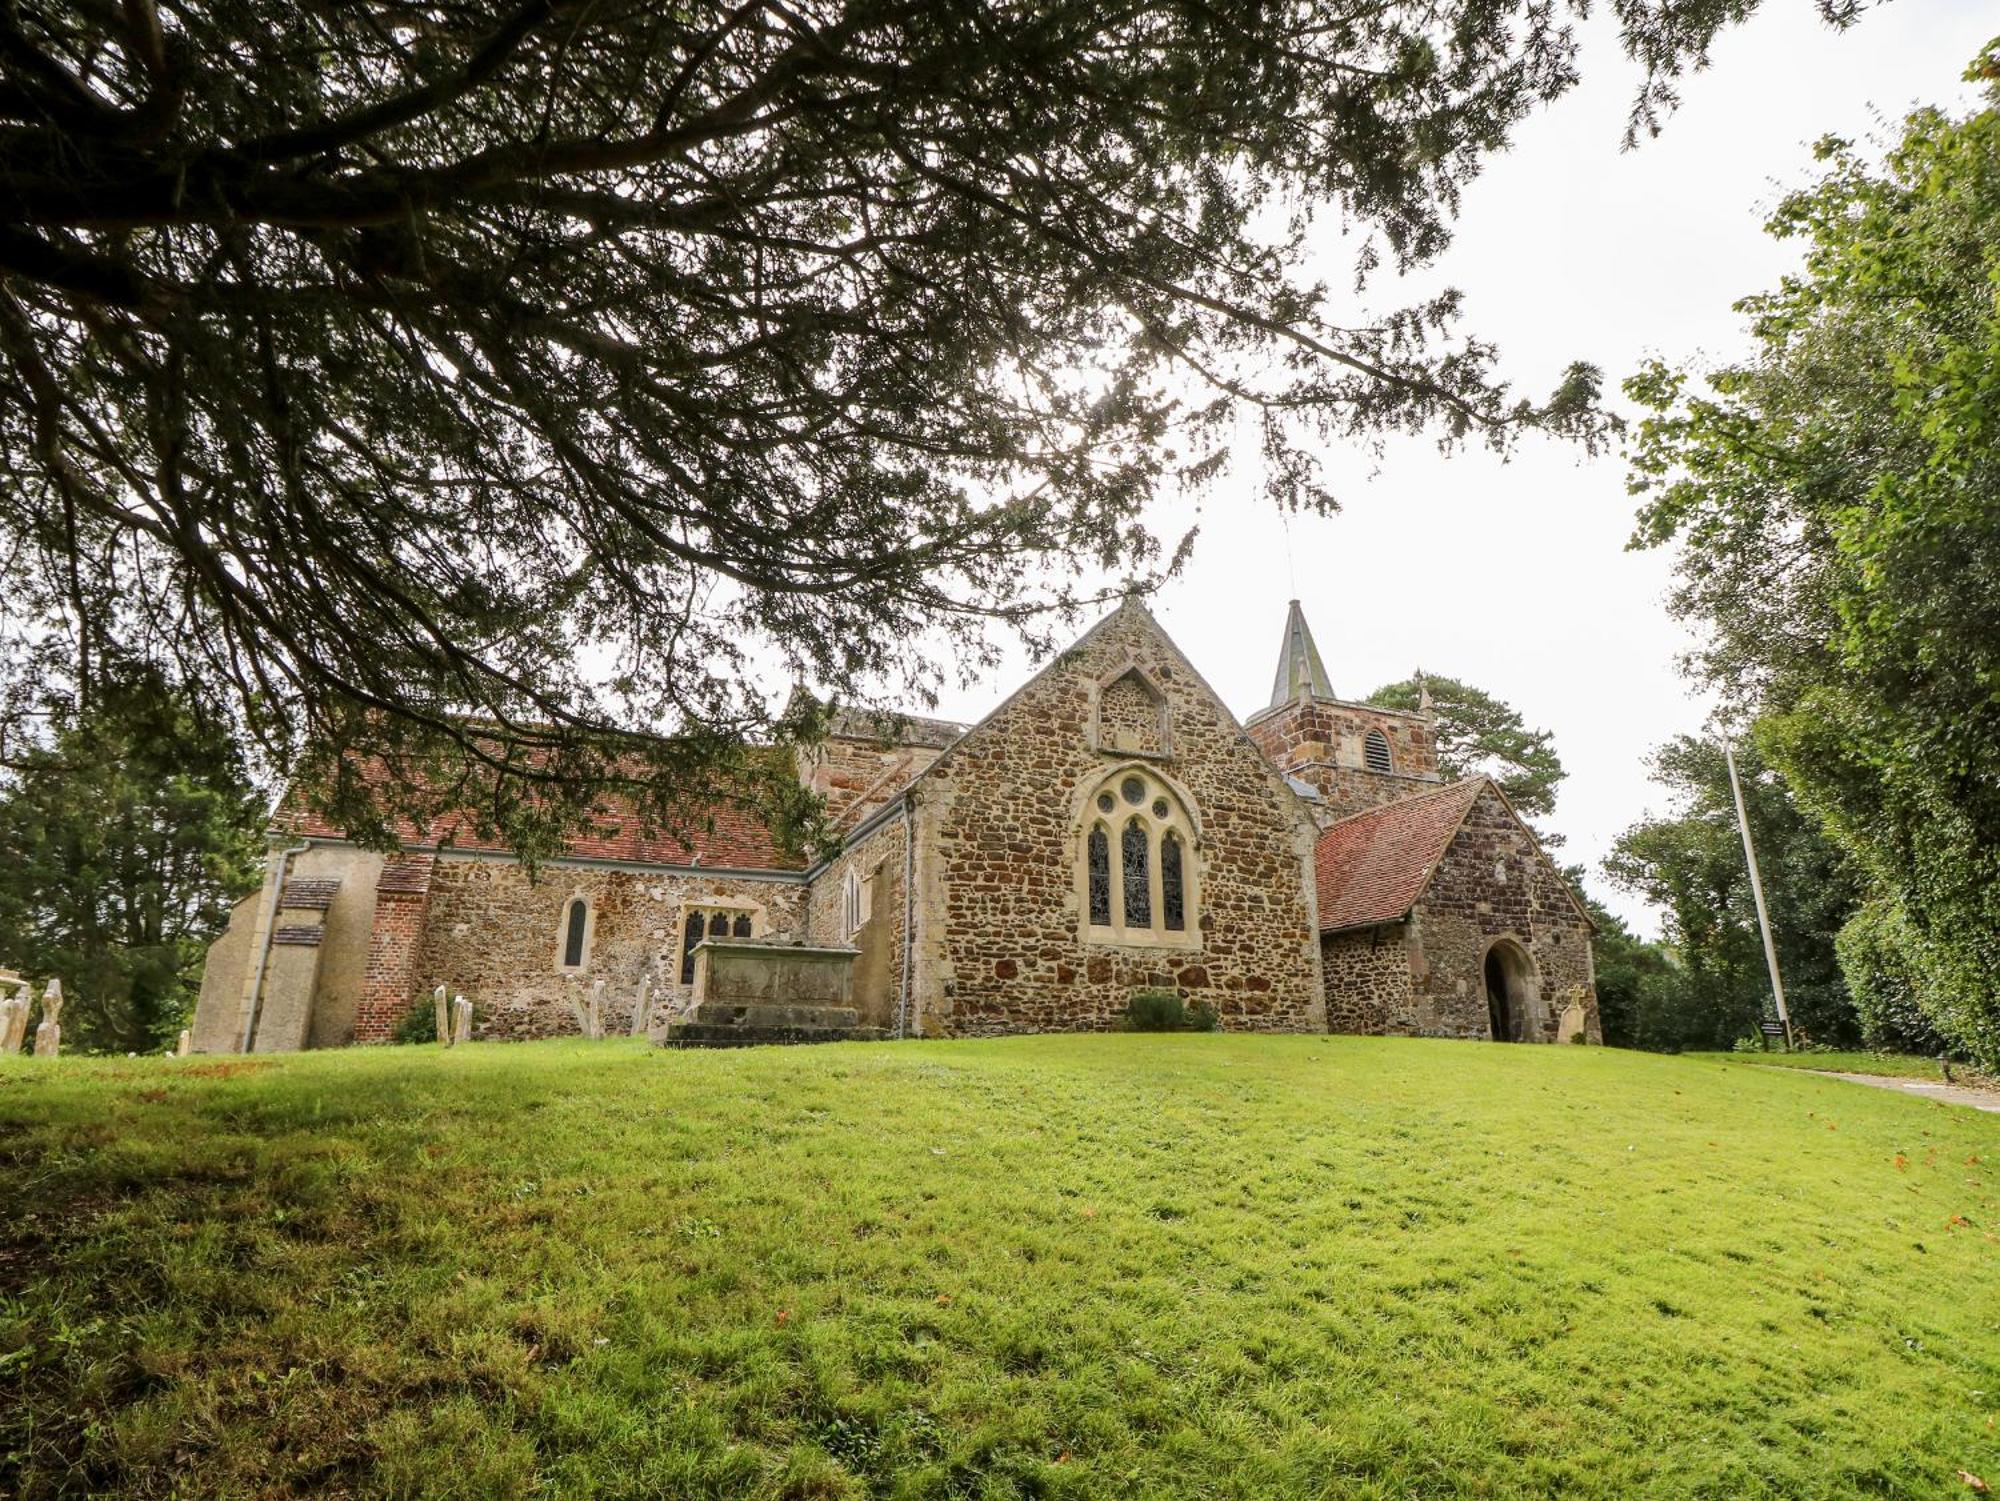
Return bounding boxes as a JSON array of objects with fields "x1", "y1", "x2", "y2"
[{"x1": 193, "y1": 598, "x2": 1598, "y2": 1051}]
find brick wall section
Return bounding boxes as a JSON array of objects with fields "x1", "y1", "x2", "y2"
[
  {"x1": 1320, "y1": 924, "x2": 1411, "y2": 1032},
  {"x1": 909, "y1": 602, "x2": 1324, "y2": 1036},
  {"x1": 1400, "y1": 785, "x2": 1598, "y2": 1041},
  {"x1": 798, "y1": 711, "x2": 960, "y2": 828},
  {"x1": 1245, "y1": 699, "x2": 1440, "y2": 822},
  {"x1": 411, "y1": 860, "x2": 807, "y2": 1041},
  {"x1": 354, "y1": 855, "x2": 435, "y2": 1042}
]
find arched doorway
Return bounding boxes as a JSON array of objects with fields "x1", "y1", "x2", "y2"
[{"x1": 1483, "y1": 940, "x2": 1535, "y2": 1042}]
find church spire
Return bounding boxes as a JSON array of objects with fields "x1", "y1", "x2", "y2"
[{"x1": 1268, "y1": 599, "x2": 1335, "y2": 707}]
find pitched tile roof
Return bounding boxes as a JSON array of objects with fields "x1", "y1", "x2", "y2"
[
  {"x1": 1314, "y1": 779, "x2": 1489, "y2": 933},
  {"x1": 289, "y1": 795, "x2": 803, "y2": 871},
  {"x1": 281, "y1": 754, "x2": 804, "y2": 873}
]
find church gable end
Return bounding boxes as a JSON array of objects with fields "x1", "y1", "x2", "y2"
[{"x1": 907, "y1": 600, "x2": 1324, "y2": 1037}]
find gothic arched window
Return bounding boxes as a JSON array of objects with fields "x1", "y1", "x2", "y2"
[
  {"x1": 1079, "y1": 769, "x2": 1197, "y2": 945},
  {"x1": 560, "y1": 897, "x2": 590, "y2": 970},
  {"x1": 1364, "y1": 728, "x2": 1393, "y2": 773}
]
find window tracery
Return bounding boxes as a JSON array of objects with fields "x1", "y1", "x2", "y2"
[
  {"x1": 678, "y1": 904, "x2": 759, "y2": 985},
  {"x1": 1080, "y1": 768, "x2": 1197, "y2": 945}
]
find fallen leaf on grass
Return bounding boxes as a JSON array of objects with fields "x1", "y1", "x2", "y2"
[
  {"x1": 1956, "y1": 1469, "x2": 1987, "y2": 1492},
  {"x1": 774, "y1": 1310, "x2": 791, "y2": 1327}
]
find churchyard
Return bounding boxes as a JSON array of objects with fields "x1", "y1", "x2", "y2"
[{"x1": 1, "y1": 1034, "x2": 1995, "y2": 1498}]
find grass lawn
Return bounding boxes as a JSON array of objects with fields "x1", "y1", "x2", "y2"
[
  {"x1": 1681, "y1": 1050, "x2": 1956, "y2": 1082},
  {"x1": 2, "y1": 1036, "x2": 1997, "y2": 1499}
]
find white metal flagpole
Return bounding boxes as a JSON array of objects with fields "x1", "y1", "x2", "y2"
[{"x1": 1723, "y1": 737, "x2": 1793, "y2": 1049}]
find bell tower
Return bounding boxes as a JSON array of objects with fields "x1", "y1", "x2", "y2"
[{"x1": 1244, "y1": 601, "x2": 1442, "y2": 821}]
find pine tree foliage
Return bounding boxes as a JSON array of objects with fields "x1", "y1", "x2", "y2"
[
  {"x1": 0, "y1": 662, "x2": 265, "y2": 1054},
  {"x1": 1366, "y1": 674, "x2": 1564, "y2": 826},
  {"x1": 2, "y1": 0, "x2": 1841, "y2": 851}
]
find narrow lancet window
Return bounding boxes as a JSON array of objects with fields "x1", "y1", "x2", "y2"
[
  {"x1": 562, "y1": 898, "x2": 589, "y2": 968},
  {"x1": 1122, "y1": 818, "x2": 1151, "y2": 928},
  {"x1": 1162, "y1": 832, "x2": 1185, "y2": 931},
  {"x1": 1088, "y1": 826, "x2": 1112, "y2": 925}
]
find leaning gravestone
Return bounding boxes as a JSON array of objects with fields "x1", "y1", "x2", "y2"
[
  {"x1": 33, "y1": 979, "x2": 63, "y2": 1059},
  {"x1": 629, "y1": 974, "x2": 653, "y2": 1037},
  {"x1": 571, "y1": 980, "x2": 607, "y2": 1040},
  {"x1": 451, "y1": 995, "x2": 473, "y2": 1045},
  {"x1": 0, "y1": 990, "x2": 27, "y2": 1055}
]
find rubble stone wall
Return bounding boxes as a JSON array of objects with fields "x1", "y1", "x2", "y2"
[
  {"x1": 1320, "y1": 924, "x2": 1411, "y2": 1033},
  {"x1": 803, "y1": 811, "x2": 909, "y2": 1030},
  {"x1": 407, "y1": 858, "x2": 806, "y2": 1041}
]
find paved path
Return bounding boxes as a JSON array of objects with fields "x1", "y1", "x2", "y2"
[{"x1": 1811, "y1": 1070, "x2": 2000, "y2": 1114}]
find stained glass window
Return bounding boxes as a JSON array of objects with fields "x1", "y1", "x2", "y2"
[
  {"x1": 1122, "y1": 818, "x2": 1151, "y2": 927},
  {"x1": 1088, "y1": 826, "x2": 1111, "y2": 925},
  {"x1": 563, "y1": 899, "x2": 588, "y2": 968},
  {"x1": 1121, "y1": 775, "x2": 1146, "y2": 805},
  {"x1": 1097, "y1": 792, "x2": 1115, "y2": 814},
  {"x1": 680, "y1": 911, "x2": 705, "y2": 985},
  {"x1": 1162, "y1": 832, "x2": 1185, "y2": 931}
]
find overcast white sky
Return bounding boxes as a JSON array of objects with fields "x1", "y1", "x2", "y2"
[{"x1": 900, "y1": 0, "x2": 1993, "y2": 938}]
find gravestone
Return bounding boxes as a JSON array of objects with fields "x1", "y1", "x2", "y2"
[
  {"x1": 33, "y1": 979, "x2": 63, "y2": 1059},
  {"x1": 629, "y1": 975, "x2": 653, "y2": 1037}
]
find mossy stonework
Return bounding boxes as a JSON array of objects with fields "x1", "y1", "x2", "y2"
[{"x1": 193, "y1": 599, "x2": 1594, "y2": 1049}]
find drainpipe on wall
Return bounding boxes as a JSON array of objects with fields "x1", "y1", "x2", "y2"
[
  {"x1": 237, "y1": 837, "x2": 312, "y2": 1053},
  {"x1": 896, "y1": 790, "x2": 914, "y2": 1040}
]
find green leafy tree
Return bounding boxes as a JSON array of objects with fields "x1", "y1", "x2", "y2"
[
  {"x1": 0, "y1": 0, "x2": 1838, "y2": 853},
  {"x1": 0, "y1": 666, "x2": 266, "y2": 1054},
  {"x1": 1562, "y1": 865, "x2": 1676, "y2": 1051},
  {"x1": 1366, "y1": 675, "x2": 1564, "y2": 827},
  {"x1": 1604, "y1": 735, "x2": 1861, "y2": 1051},
  {"x1": 1627, "y1": 48, "x2": 2000, "y2": 1065}
]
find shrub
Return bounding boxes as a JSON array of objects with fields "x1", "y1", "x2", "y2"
[
  {"x1": 1125, "y1": 989, "x2": 1185, "y2": 1032},
  {"x1": 391, "y1": 991, "x2": 441, "y2": 1045},
  {"x1": 1836, "y1": 898, "x2": 1948, "y2": 1057},
  {"x1": 1186, "y1": 999, "x2": 1220, "y2": 1033}
]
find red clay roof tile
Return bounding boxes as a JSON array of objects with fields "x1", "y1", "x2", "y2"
[{"x1": 1314, "y1": 779, "x2": 1488, "y2": 933}]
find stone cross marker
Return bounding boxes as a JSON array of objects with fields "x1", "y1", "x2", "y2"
[{"x1": 32, "y1": 979, "x2": 63, "y2": 1059}]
